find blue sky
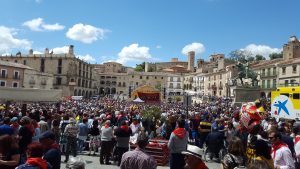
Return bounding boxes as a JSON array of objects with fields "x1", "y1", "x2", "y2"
[{"x1": 0, "y1": 0, "x2": 299, "y2": 67}]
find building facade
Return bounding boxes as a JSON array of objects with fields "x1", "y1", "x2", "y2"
[{"x1": 0, "y1": 46, "x2": 96, "y2": 97}]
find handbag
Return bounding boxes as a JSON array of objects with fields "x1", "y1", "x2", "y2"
[{"x1": 228, "y1": 154, "x2": 247, "y2": 169}]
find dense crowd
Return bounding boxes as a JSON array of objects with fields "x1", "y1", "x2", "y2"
[{"x1": 0, "y1": 96, "x2": 299, "y2": 169}]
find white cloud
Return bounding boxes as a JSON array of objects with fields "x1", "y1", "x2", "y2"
[
  {"x1": 66, "y1": 23, "x2": 109, "y2": 44},
  {"x1": 51, "y1": 46, "x2": 69, "y2": 54},
  {"x1": 1, "y1": 52, "x2": 11, "y2": 56},
  {"x1": 117, "y1": 44, "x2": 152, "y2": 64},
  {"x1": 182, "y1": 42, "x2": 205, "y2": 55},
  {"x1": 33, "y1": 51, "x2": 42, "y2": 54},
  {"x1": 0, "y1": 26, "x2": 32, "y2": 54},
  {"x1": 23, "y1": 18, "x2": 65, "y2": 31},
  {"x1": 77, "y1": 54, "x2": 96, "y2": 62},
  {"x1": 156, "y1": 45, "x2": 162, "y2": 49},
  {"x1": 241, "y1": 44, "x2": 282, "y2": 59}
]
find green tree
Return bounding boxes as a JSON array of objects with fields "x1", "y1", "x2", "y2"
[
  {"x1": 134, "y1": 62, "x2": 146, "y2": 72},
  {"x1": 141, "y1": 106, "x2": 161, "y2": 120},
  {"x1": 255, "y1": 54, "x2": 266, "y2": 61},
  {"x1": 269, "y1": 52, "x2": 283, "y2": 60},
  {"x1": 229, "y1": 50, "x2": 251, "y2": 63},
  {"x1": 248, "y1": 56, "x2": 255, "y2": 61},
  {"x1": 135, "y1": 65, "x2": 144, "y2": 72}
]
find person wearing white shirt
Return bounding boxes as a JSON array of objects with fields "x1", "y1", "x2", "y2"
[{"x1": 268, "y1": 130, "x2": 295, "y2": 169}]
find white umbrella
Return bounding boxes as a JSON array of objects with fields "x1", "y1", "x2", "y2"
[{"x1": 133, "y1": 97, "x2": 144, "y2": 103}]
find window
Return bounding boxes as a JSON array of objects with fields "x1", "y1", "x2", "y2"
[
  {"x1": 293, "y1": 93, "x2": 300, "y2": 99},
  {"x1": 14, "y1": 71, "x2": 19, "y2": 79},
  {"x1": 146, "y1": 76, "x2": 149, "y2": 80},
  {"x1": 14, "y1": 60, "x2": 18, "y2": 63},
  {"x1": 78, "y1": 79, "x2": 81, "y2": 86},
  {"x1": 273, "y1": 67, "x2": 276, "y2": 76},
  {"x1": 280, "y1": 93, "x2": 289, "y2": 97},
  {"x1": 170, "y1": 77, "x2": 173, "y2": 82},
  {"x1": 0, "y1": 81, "x2": 5, "y2": 87},
  {"x1": 56, "y1": 77, "x2": 62, "y2": 85},
  {"x1": 23, "y1": 60, "x2": 27, "y2": 65},
  {"x1": 293, "y1": 65, "x2": 297, "y2": 73},
  {"x1": 282, "y1": 67, "x2": 286, "y2": 74},
  {"x1": 273, "y1": 79, "x2": 276, "y2": 88},
  {"x1": 140, "y1": 76, "x2": 142, "y2": 79},
  {"x1": 169, "y1": 83, "x2": 173, "y2": 88},
  {"x1": 132, "y1": 75, "x2": 134, "y2": 78},
  {"x1": 58, "y1": 59, "x2": 62, "y2": 66},
  {"x1": 57, "y1": 67, "x2": 62, "y2": 74},
  {"x1": 219, "y1": 74, "x2": 222, "y2": 79},
  {"x1": 13, "y1": 82, "x2": 18, "y2": 88},
  {"x1": 155, "y1": 76, "x2": 157, "y2": 79},
  {"x1": 267, "y1": 80, "x2": 270, "y2": 88},
  {"x1": 285, "y1": 80, "x2": 289, "y2": 86},
  {"x1": 136, "y1": 82, "x2": 138, "y2": 86},
  {"x1": 267, "y1": 68, "x2": 271, "y2": 76},
  {"x1": 262, "y1": 69, "x2": 265, "y2": 76},
  {"x1": 161, "y1": 77, "x2": 163, "y2": 79},
  {"x1": 262, "y1": 80, "x2": 265, "y2": 88},
  {"x1": 40, "y1": 59, "x2": 45, "y2": 72},
  {"x1": 1, "y1": 69, "x2": 7, "y2": 78}
]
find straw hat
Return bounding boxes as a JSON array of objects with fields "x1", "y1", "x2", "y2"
[{"x1": 181, "y1": 144, "x2": 203, "y2": 159}]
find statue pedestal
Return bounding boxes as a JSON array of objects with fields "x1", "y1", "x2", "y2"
[{"x1": 231, "y1": 86, "x2": 261, "y2": 106}]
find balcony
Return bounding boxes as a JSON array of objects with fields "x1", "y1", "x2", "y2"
[
  {"x1": 212, "y1": 85, "x2": 217, "y2": 90},
  {"x1": 0, "y1": 74, "x2": 8, "y2": 78},
  {"x1": 29, "y1": 79, "x2": 36, "y2": 85},
  {"x1": 41, "y1": 80, "x2": 47, "y2": 85},
  {"x1": 261, "y1": 72, "x2": 277, "y2": 78},
  {"x1": 13, "y1": 75, "x2": 20, "y2": 80}
]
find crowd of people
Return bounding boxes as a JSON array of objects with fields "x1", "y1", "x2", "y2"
[{"x1": 0, "y1": 96, "x2": 299, "y2": 169}]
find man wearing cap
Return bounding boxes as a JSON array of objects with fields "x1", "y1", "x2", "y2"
[
  {"x1": 182, "y1": 144, "x2": 208, "y2": 169},
  {"x1": 39, "y1": 131, "x2": 61, "y2": 169}
]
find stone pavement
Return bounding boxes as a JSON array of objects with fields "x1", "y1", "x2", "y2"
[{"x1": 60, "y1": 153, "x2": 220, "y2": 169}]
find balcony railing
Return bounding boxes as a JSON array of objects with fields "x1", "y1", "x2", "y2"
[
  {"x1": 0, "y1": 74, "x2": 8, "y2": 78},
  {"x1": 212, "y1": 85, "x2": 217, "y2": 90},
  {"x1": 13, "y1": 75, "x2": 20, "y2": 79},
  {"x1": 261, "y1": 72, "x2": 277, "y2": 77}
]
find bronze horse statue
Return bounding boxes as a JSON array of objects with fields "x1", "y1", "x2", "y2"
[{"x1": 235, "y1": 62, "x2": 258, "y2": 86}]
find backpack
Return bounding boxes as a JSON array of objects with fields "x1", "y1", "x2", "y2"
[{"x1": 228, "y1": 154, "x2": 247, "y2": 169}]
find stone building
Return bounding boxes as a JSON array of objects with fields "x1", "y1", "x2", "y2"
[
  {"x1": 0, "y1": 60, "x2": 54, "y2": 89},
  {"x1": 166, "y1": 73, "x2": 184, "y2": 102},
  {"x1": 0, "y1": 45, "x2": 97, "y2": 97}
]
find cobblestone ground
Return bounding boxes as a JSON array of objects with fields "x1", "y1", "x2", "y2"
[{"x1": 60, "y1": 152, "x2": 220, "y2": 169}]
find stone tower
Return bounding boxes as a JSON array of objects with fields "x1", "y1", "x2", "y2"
[
  {"x1": 44, "y1": 48, "x2": 49, "y2": 55},
  {"x1": 187, "y1": 51, "x2": 195, "y2": 71},
  {"x1": 283, "y1": 35, "x2": 300, "y2": 60},
  {"x1": 29, "y1": 49, "x2": 33, "y2": 55},
  {"x1": 68, "y1": 45, "x2": 74, "y2": 56},
  {"x1": 145, "y1": 62, "x2": 149, "y2": 72}
]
